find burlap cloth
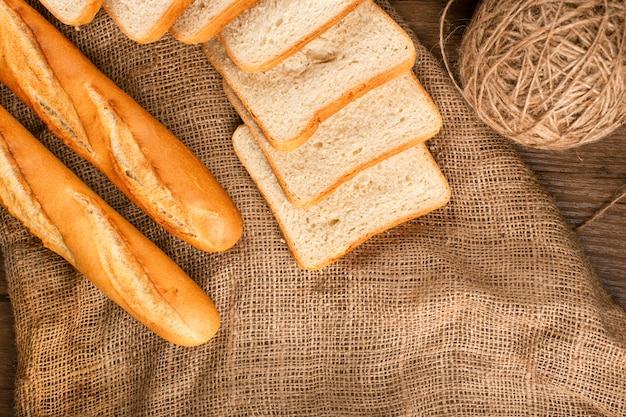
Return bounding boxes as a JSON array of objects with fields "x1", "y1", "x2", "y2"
[{"x1": 1, "y1": 1, "x2": 625, "y2": 415}]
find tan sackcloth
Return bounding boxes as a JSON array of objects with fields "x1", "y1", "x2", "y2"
[{"x1": 1, "y1": 0, "x2": 625, "y2": 415}]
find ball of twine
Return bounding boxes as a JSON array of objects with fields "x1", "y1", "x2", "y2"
[{"x1": 448, "y1": 0, "x2": 626, "y2": 150}]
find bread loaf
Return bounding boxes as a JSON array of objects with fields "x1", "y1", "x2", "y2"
[
  {"x1": 0, "y1": 0, "x2": 243, "y2": 253},
  {"x1": 224, "y1": 71, "x2": 443, "y2": 207},
  {"x1": 0, "y1": 104, "x2": 220, "y2": 346},
  {"x1": 204, "y1": 0, "x2": 416, "y2": 151},
  {"x1": 232, "y1": 125, "x2": 450, "y2": 270}
]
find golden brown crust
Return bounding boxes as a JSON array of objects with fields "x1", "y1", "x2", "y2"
[
  {"x1": 0, "y1": 105, "x2": 220, "y2": 346},
  {"x1": 0, "y1": 134, "x2": 75, "y2": 262},
  {"x1": 0, "y1": 0, "x2": 243, "y2": 252}
]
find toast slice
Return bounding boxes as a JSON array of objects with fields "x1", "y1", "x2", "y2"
[
  {"x1": 205, "y1": 0, "x2": 416, "y2": 151},
  {"x1": 232, "y1": 125, "x2": 450, "y2": 270},
  {"x1": 103, "y1": 0, "x2": 194, "y2": 43},
  {"x1": 224, "y1": 71, "x2": 443, "y2": 207},
  {"x1": 218, "y1": 0, "x2": 364, "y2": 72},
  {"x1": 38, "y1": 0, "x2": 102, "y2": 25},
  {"x1": 170, "y1": 0, "x2": 258, "y2": 44}
]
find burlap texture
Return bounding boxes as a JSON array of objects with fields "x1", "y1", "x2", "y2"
[{"x1": 1, "y1": 1, "x2": 625, "y2": 415}]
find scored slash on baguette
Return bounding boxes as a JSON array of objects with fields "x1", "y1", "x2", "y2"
[
  {"x1": 204, "y1": 0, "x2": 417, "y2": 152},
  {"x1": 217, "y1": 0, "x2": 364, "y2": 72},
  {"x1": 86, "y1": 85, "x2": 195, "y2": 236},
  {"x1": 170, "y1": 0, "x2": 259, "y2": 44},
  {"x1": 0, "y1": 133, "x2": 74, "y2": 263},
  {"x1": 232, "y1": 125, "x2": 450, "y2": 271},
  {"x1": 0, "y1": 1, "x2": 95, "y2": 160},
  {"x1": 224, "y1": 71, "x2": 443, "y2": 207}
]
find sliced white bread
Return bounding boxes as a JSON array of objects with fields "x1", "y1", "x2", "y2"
[
  {"x1": 38, "y1": 0, "x2": 102, "y2": 25},
  {"x1": 103, "y1": 0, "x2": 194, "y2": 43},
  {"x1": 204, "y1": 0, "x2": 416, "y2": 151},
  {"x1": 232, "y1": 125, "x2": 450, "y2": 270},
  {"x1": 170, "y1": 0, "x2": 258, "y2": 44},
  {"x1": 218, "y1": 0, "x2": 364, "y2": 72},
  {"x1": 224, "y1": 71, "x2": 443, "y2": 207}
]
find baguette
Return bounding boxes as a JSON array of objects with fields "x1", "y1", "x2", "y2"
[
  {"x1": 0, "y1": 0, "x2": 243, "y2": 253},
  {"x1": 0, "y1": 104, "x2": 220, "y2": 346}
]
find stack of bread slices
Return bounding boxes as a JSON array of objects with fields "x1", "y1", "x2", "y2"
[
  {"x1": 41, "y1": 0, "x2": 451, "y2": 270},
  {"x1": 206, "y1": 0, "x2": 450, "y2": 270}
]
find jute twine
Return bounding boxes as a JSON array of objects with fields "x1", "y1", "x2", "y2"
[{"x1": 443, "y1": 0, "x2": 626, "y2": 150}]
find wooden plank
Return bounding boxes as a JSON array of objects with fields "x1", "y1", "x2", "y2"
[
  {"x1": 0, "y1": 244, "x2": 15, "y2": 414},
  {"x1": 0, "y1": 248, "x2": 6, "y2": 297},
  {"x1": 0, "y1": 299, "x2": 15, "y2": 416}
]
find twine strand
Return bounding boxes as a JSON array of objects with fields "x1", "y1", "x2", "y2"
[{"x1": 575, "y1": 183, "x2": 626, "y2": 233}]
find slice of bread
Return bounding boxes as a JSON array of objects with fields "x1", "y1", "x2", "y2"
[
  {"x1": 218, "y1": 0, "x2": 364, "y2": 72},
  {"x1": 232, "y1": 125, "x2": 450, "y2": 270},
  {"x1": 38, "y1": 0, "x2": 103, "y2": 25},
  {"x1": 204, "y1": 0, "x2": 416, "y2": 151},
  {"x1": 103, "y1": 0, "x2": 194, "y2": 43},
  {"x1": 224, "y1": 71, "x2": 443, "y2": 207},
  {"x1": 170, "y1": 0, "x2": 258, "y2": 44}
]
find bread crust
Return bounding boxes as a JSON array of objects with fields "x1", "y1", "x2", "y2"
[
  {"x1": 0, "y1": 105, "x2": 220, "y2": 346},
  {"x1": 171, "y1": 0, "x2": 259, "y2": 44},
  {"x1": 0, "y1": 0, "x2": 243, "y2": 252}
]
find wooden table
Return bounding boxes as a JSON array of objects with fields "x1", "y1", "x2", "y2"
[{"x1": 0, "y1": 1, "x2": 624, "y2": 414}]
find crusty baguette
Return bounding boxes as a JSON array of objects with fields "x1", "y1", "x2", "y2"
[
  {"x1": 0, "y1": 0, "x2": 243, "y2": 253},
  {"x1": 232, "y1": 125, "x2": 450, "y2": 270},
  {"x1": 0, "y1": 104, "x2": 220, "y2": 346},
  {"x1": 37, "y1": 0, "x2": 103, "y2": 26}
]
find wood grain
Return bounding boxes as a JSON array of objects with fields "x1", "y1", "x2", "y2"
[
  {"x1": 0, "y1": 255, "x2": 15, "y2": 416},
  {"x1": 0, "y1": 0, "x2": 624, "y2": 413}
]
